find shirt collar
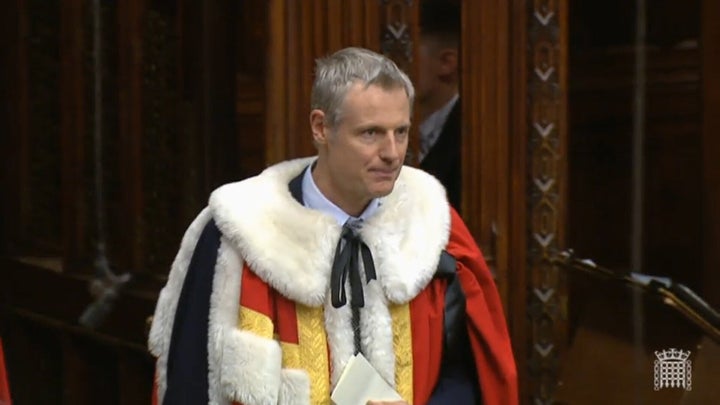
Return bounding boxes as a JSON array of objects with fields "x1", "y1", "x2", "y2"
[
  {"x1": 419, "y1": 93, "x2": 459, "y2": 140},
  {"x1": 302, "y1": 162, "x2": 381, "y2": 226}
]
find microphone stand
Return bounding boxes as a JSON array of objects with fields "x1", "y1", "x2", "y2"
[
  {"x1": 78, "y1": 0, "x2": 131, "y2": 329},
  {"x1": 550, "y1": 249, "x2": 720, "y2": 344}
]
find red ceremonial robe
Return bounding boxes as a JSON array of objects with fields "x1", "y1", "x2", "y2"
[
  {"x1": 233, "y1": 208, "x2": 516, "y2": 405},
  {"x1": 149, "y1": 157, "x2": 517, "y2": 405}
]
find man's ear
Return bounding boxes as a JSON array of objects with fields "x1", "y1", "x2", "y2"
[
  {"x1": 438, "y1": 48, "x2": 459, "y2": 77},
  {"x1": 310, "y1": 109, "x2": 329, "y2": 145}
]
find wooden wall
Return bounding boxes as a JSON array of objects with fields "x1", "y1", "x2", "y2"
[
  {"x1": 555, "y1": 0, "x2": 720, "y2": 403},
  {"x1": 0, "y1": 0, "x2": 265, "y2": 403},
  {"x1": 3, "y1": 1, "x2": 718, "y2": 404},
  {"x1": 265, "y1": 0, "x2": 420, "y2": 164},
  {"x1": 0, "y1": 1, "x2": 421, "y2": 403},
  {"x1": 568, "y1": 0, "x2": 704, "y2": 287}
]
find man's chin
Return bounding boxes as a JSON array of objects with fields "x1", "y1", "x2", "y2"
[{"x1": 370, "y1": 181, "x2": 397, "y2": 198}]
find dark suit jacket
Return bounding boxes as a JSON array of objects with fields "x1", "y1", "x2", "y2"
[{"x1": 420, "y1": 100, "x2": 462, "y2": 211}]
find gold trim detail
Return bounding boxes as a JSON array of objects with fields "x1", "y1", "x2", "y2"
[
  {"x1": 238, "y1": 306, "x2": 273, "y2": 338},
  {"x1": 280, "y1": 342, "x2": 301, "y2": 369},
  {"x1": 296, "y1": 304, "x2": 330, "y2": 404},
  {"x1": 390, "y1": 303, "x2": 413, "y2": 403}
]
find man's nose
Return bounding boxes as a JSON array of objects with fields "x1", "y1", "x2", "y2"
[{"x1": 379, "y1": 132, "x2": 401, "y2": 161}]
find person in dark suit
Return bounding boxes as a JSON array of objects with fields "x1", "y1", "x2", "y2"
[{"x1": 418, "y1": 0, "x2": 462, "y2": 210}]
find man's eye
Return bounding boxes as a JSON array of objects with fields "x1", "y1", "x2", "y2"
[{"x1": 362, "y1": 129, "x2": 378, "y2": 137}]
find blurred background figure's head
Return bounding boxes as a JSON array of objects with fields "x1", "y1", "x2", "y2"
[{"x1": 418, "y1": 0, "x2": 461, "y2": 120}]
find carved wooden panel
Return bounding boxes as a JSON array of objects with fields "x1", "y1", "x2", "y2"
[
  {"x1": 460, "y1": 0, "x2": 511, "y2": 312},
  {"x1": 111, "y1": 0, "x2": 244, "y2": 275},
  {"x1": 460, "y1": 1, "x2": 570, "y2": 402},
  {"x1": 380, "y1": 0, "x2": 415, "y2": 73},
  {"x1": 22, "y1": 1, "x2": 63, "y2": 255},
  {"x1": 140, "y1": 2, "x2": 184, "y2": 272},
  {"x1": 525, "y1": 0, "x2": 568, "y2": 403},
  {"x1": 236, "y1": 1, "x2": 268, "y2": 180},
  {"x1": 3, "y1": 0, "x2": 256, "y2": 276},
  {"x1": 114, "y1": 0, "x2": 193, "y2": 274},
  {"x1": 380, "y1": 0, "x2": 420, "y2": 165},
  {"x1": 1, "y1": 1, "x2": 269, "y2": 403}
]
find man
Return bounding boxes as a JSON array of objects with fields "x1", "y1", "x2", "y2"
[
  {"x1": 417, "y1": 0, "x2": 462, "y2": 211},
  {"x1": 149, "y1": 47, "x2": 516, "y2": 405}
]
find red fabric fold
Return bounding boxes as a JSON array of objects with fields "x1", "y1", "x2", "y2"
[
  {"x1": 0, "y1": 338, "x2": 11, "y2": 405},
  {"x1": 446, "y1": 208, "x2": 519, "y2": 405}
]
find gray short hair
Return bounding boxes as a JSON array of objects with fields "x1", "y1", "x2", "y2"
[{"x1": 311, "y1": 47, "x2": 415, "y2": 128}]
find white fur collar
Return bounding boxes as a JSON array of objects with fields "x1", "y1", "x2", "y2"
[{"x1": 208, "y1": 157, "x2": 451, "y2": 306}]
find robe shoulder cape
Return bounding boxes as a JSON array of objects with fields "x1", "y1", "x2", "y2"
[{"x1": 148, "y1": 157, "x2": 517, "y2": 405}]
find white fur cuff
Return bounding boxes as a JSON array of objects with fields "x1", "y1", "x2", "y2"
[
  {"x1": 221, "y1": 329, "x2": 282, "y2": 405},
  {"x1": 278, "y1": 369, "x2": 311, "y2": 405}
]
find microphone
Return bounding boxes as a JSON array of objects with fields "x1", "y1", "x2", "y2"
[
  {"x1": 550, "y1": 249, "x2": 720, "y2": 343},
  {"x1": 78, "y1": 0, "x2": 133, "y2": 330}
]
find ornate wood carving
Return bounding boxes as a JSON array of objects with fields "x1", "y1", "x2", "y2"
[
  {"x1": 379, "y1": 0, "x2": 419, "y2": 165},
  {"x1": 379, "y1": 0, "x2": 414, "y2": 71},
  {"x1": 525, "y1": 0, "x2": 568, "y2": 403},
  {"x1": 462, "y1": 0, "x2": 569, "y2": 402}
]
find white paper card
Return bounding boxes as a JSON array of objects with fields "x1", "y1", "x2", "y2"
[{"x1": 330, "y1": 353, "x2": 403, "y2": 405}]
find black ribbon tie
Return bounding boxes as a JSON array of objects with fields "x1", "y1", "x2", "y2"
[{"x1": 330, "y1": 219, "x2": 377, "y2": 309}]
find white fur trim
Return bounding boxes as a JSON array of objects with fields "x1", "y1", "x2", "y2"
[
  {"x1": 359, "y1": 279, "x2": 397, "y2": 386},
  {"x1": 209, "y1": 157, "x2": 337, "y2": 307},
  {"x1": 221, "y1": 329, "x2": 283, "y2": 405},
  {"x1": 208, "y1": 240, "x2": 244, "y2": 405},
  {"x1": 324, "y1": 295, "x2": 356, "y2": 387},
  {"x1": 325, "y1": 272, "x2": 397, "y2": 389},
  {"x1": 278, "y1": 369, "x2": 311, "y2": 405},
  {"x1": 148, "y1": 208, "x2": 212, "y2": 404},
  {"x1": 208, "y1": 157, "x2": 451, "y2": 306},
  {"x1": 362, "y1": 167, "x2": 451, "y2": 303},
  {"x1": 324, "y1": 272, "x2": 397, "y2": 388}
]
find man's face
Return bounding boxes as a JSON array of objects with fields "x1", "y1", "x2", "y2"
[
  {"x1": 417, "y1": 35, "x2": 458, "y2": 107},
  {"x1": 312, "y1": 83, "x2": 411, "y2": 209}
]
